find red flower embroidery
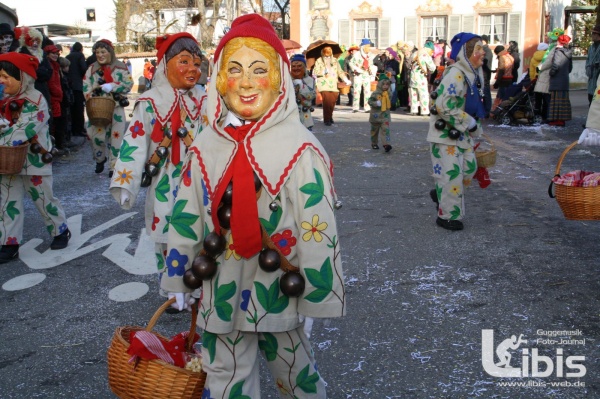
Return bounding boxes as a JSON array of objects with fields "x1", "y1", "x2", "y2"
[
  {"x1": 182, "y1": 163, "x2": 192, "y2": 187},
  {"x1": 130, "y1": 121, "x2": 145, "y2": 138},
  {"x1": 6, "y1": 237, "x2": 18, "y2": 245},
  {"x1": 36, "y1": 111, "x2": 45, "y2": 122},
  {"x1": 30, "y1": 175, "x2": 42, "y2": 186},
  {"x1": 271, "y1": 230, "x2": 297, "y2": 256},
  {"x1": 152, "y1": 216, "x2": 160, "y2": 231}
]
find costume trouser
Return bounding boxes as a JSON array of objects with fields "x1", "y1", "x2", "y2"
[
  {"x1": 370, "y1": 121, "x2": 390, "y2": 146},
  {"x1": 201, "y1": 327, "x2": 326, "y2": 399},
  {"x1": 0, "y1": 174, "x2": 68, "y2": 245},
  {"x1": 321, "y1": 91, "x2": 338, "y2": 124},
  {"x1": 409, "y1": 77, "x2": 430, "y2": 115},
  {"x1": 71, "y1": 90, "x2": 86, "y2": 136},
  {"x1": 430, "y1": 143, "x2": 476, "y2": 221},
  {"x1": 87, "y1": 106, "x2": 125, "y2": 172},
  {"x1": 352, "y1": 75, "x2": 371, "y2": 111}
]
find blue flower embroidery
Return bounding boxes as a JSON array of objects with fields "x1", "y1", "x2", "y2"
[
  {"x1": 58, "y1": 223, "x2": 68, "y2": 234},
  {"x1": 11, "y1": 140, "x2": 23, "y2": 146},
  {"x1": 166, "y1": 248, "x2": 188, "y2": 277},
  {"x1": 172, "y1": 185, "x2": 179, "y2": 199},
  {"x1": 201, "y1": 388, "x2": 214, "y2": 399},
  {"x1": 447, "y1": 84, "x2": 457, "y2": 96},
  {"x1": 434, "y1": 164, "x2": 442, "y2": 175},
  {"x1": 240, "y1": 289, "x2": 251, "y2": 311},
  {"x1": 201, "y1": 179, "x2": 209, "y2": 206}
]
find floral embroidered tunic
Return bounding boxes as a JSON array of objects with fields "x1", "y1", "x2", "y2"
[{"x1": 161, "y1": 54, "x2": 346, "y2": 335}]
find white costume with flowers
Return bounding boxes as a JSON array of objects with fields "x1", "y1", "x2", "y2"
[
  {"x1": 109, "y1": 46, "x2": 207, "y2": 274},
  {"x1": 348, "y1": 46, "x2": 376, "y2": 111},
  {"x1": 0, "y1": 62, "x2": 68, "y2": 244},
  {"x1": 83, "y1": 60, "x2": 133, "y2": 172},
  {"x1": 160, "y1": 14, "x2": 345, "y2": 399}
]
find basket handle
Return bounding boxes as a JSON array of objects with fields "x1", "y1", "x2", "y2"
[
  {"x1": 480, "y1": 133, "x2": 495, "y2": 151},
  {"x1": 554, "y1": 141, "x2": 579, "y2": 176},
  {"x1": 146, "y1": 297, "x2": 199, "y2": 352}
]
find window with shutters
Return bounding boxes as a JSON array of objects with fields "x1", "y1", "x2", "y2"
[
  {"x1": 355, "y1": 19, "x2": 378, "y2": 46},
  {"x1": 479, "y1": 14, "x2": 507, "y2": 44},
  {"x1": 422, "y1": 16, "x2": 447, "y2": 42}
]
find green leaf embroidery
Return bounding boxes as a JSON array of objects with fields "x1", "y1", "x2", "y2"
[
  {"x1": 258, "y1": 333, "x2": 278, "y2": 361},
  {"x1": 145, "y1": 104, "x2": 154, "y2": 113},
  {"x1": 155, "y1": 174, "x2": 170, "y2": 202},
  {"x1": 155, "y1": 253, "x2": 164, "y2": 271},
  {"x1": 255, "y1": 279, "x2": 289, "y2": 314},
  {"x1": 284, "y1": 342, "x2": 301, "y2": 354},
  {"x1": 304, "y1": 257, "x2": 334, "y2": 303},
  {"x1": 259, "y1": 206, "x2": 282, "y2": 236},
  {"x1": 94, "y1": 137, "x2": 104, "y2": 146},
  {"x1": 24, "y1": 123, "x2": 37, "y2": 140},
  {"x1": 171, "y1": 162, "x2": 182, "y2": 179},
  {"x1": 450, "y1": 205, "x2": 461, "y2": 220},
  {"x1": 119, "y1": 141, "x2": 137, "y2": 162},
  {"x1": 46, "y1": 224, "x2": 54, "y2": 234},
  {"x1": 300, "y1": 169, "x2": 325, "y2": 209},
  {"x1": 169, "y1": 200, "x2": 199, "y2": 240},
  {"x1": 228, "y1": 380, "x2": 251, "y2": 399},
  {"x1": 465, "y1": 158, "x2": 477, "y2": 175},
  {"x1": 296, "y1": 364, "x2": 319, "y2": 394},
  {"x1": 446, "y1": 164, "x2": 461, "y2": 181},
  {"x1": 431, "y1": 144, "x2": 441, "y2": 159},
  {"x1": 111, "y1": 145, "x2": 119, "y2": 157},
  {"x1": 202, "y1": 331, "x2": 217, "y2": 363},
  {"x1": 27, "y1": 153, "x2": 44, "y2": 168},
  {"x1": 28, "y1": 187, "x2": 39, "y2": 202},
  {"x1": 6, "y1": 201, "x2": 20, "y2": 220},
  {"x1": 114, "y1": 114, "x2": 123, "y2": 123},
  {"x1": 214, "y1": 276, "x2": 236, "y2": 321},
  {"x1": 45, "y1": 202, "x2": 58, "y2": 217}
]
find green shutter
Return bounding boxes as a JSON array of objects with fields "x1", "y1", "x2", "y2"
[
  {"x1": 339, "y1": 19, "x2": 350, "y2": 47},
  {"x1": 405, "y1": 16, "x2": 417, "y2": 45},
  {"x1": 378, "y1": 18, "x2": 391, "y2": 49}
]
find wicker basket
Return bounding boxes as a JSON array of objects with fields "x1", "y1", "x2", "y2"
[
  {"x1": 550, "y1": 141, "x2": 600, "y2": 220},
  {"x1": 107, "y1": 298, "x2": 206, "y2": 399},
  {"x1": 0, "y1": 143, "x2": 29, "y2": 174},
  {"x1": 475, "y1": 133, "x2": 497, "y2": 168},
  {"x1": 337, "y1": 82, "x2": 350, "y2": 95},
  {"x1": 86, "y1": 96, "x2": 115, "y2": 127},
  {"x1": 370, "y1": 81, "x2": 378, "y2": 92}
]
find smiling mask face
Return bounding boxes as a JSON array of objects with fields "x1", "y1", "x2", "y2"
[{"x1": 167, "y1": 50, "x2": 202, "y2": 90}]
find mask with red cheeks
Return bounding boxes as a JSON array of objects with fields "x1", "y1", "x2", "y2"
[
  {"x1": 167, "y1": 51, "x2": 202, "y2": 90},
  {"x1": 290, "y1": 61, "x2": 306, "y2": 79},
  {"x1": 322, "y1": 47, "x2": 332, "y2": 57}
]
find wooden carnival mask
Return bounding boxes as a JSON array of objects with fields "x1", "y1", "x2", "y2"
[{"x1": 167, "y1": 50, "x2": 202, "y2": 90}]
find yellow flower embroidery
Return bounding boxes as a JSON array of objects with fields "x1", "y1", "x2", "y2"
[
  {"x1": 456, "y1": 73, "x2": 463, "y2": 82},
  {"x1": 450, "y1": 185, "x2": 461, "y2": 196},
  {"x1": 225, "y1": 234, "x2": 241, "y2": 260},
  {"x1": 301, "y1": 214, "x2": 328, "y2": 242},
  {"x1": 446, "y1": 145, "x2": 456, "y2": 156},
  {"x1": 114, "y1": 169, "x2": 133, "y2": 185}
]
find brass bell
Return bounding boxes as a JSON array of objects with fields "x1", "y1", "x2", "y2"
[
  {"x1": 258, "y1": 248, "x2": 281, "y2": 272},
  {"x1": 177, "y1": 127, "x2": 188, "y2": 138},
  {"x1": 8, "y1": 102, "x2": 19, "y2": 111},
  {"x1": 183, "y1": 269, "x2": 202, "y2": 289},
  {"x1": 156, "y1": 146, "x2": 169, "y2": 159},
  {"x1": 269, "y1": 201, "x2": 278, "y2": 212},
  {"x1": 30, "y1": 142, "x2": 42, "y2": 154},
  {"x1": 145, "y1": 162, "x2": 159, "y2": 177},
  {"x1": 140, "y1": 172, "x2": 152, "y2": 187},
  {"x1": 280, "y1": 271, "x2": 305, "y2": 297},
  {"x1": 430, "y1": 106, "x2": 438, "y2": 115},
  {"x1": 164, "y1": 128, "x2": 172, "y2": 139},
  {"x1": 448, "y1": 128, "x2": 461, "y2": 140},
  {"x1": 191, "y1": 255, "x2": 217, "y2": 280},
  {"x1": 430, "y1": 91, "x2": 438, "y2": 100},
  {"x1": 41, "y1": 152, "x2": 53, "y2": 163},
  {"x1": 217, "y1": 204, "x2": 232, "y2": 229},
  {"x1": 203, "y1": 232, "x2": 227, "y2": 258},
  {"x1": 222, "y1": 182, "x2": 233, "y2": 205}
]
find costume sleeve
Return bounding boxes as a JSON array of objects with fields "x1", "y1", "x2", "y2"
[
  {"x1": 312, "y1": 58, "x2": 324, "y2": 77},
  {"x1": 160, "y1": 148, "x2": 206, "y2": 294},
  {"x1": 424, "y1": 54, "x2": 436, "y2": 74},
  {"x1": 113, "y1": 65, "x2": 133, "y2": 94},
  {"x1": 434, "y1": 68, "x2": 476, "y2": 133},
  {"x1": 109, "y1": 100, "x2": 155, "y2": 208},
  {"x1": 367, "y1": 90, "x2": 380, "y2": 108},
  {"x1": 286, "y1": 150, "x2": 346, "y2": 318},
  {"x1": 82, "y1": 65, "x2": 95, "y2": 100},
  {"x1": 299, "y1": 76, "x2": 315, "y2": 104}
]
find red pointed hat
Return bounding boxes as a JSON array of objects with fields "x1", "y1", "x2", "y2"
[
  {"x1": 0, "y1": 52, "x2": 39, "y2": 79},
  {"x1": 155, "y1": 32, "x2": 197, "y2": 62},
  {"x1": 97, "y1": 39, "x2": 113, "y2": 49},
  {"x1": 214, "y1": 13, "x2": 289, "y2": 65}
]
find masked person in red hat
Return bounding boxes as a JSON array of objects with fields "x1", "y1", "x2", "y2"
[
  {"x1": 0, "y1": 52, "x2": 71, "y2": 263},
  {"x1": 428, "y1": 32, "x2": 486, "y2": 231},
  {"x1": 160, "y1": 13, "x2": 346, "y2": 398},
  {"x1": 83, "y1": 39, "x2": 133, "y2": 177},
  {"x1": 109, "y1": 33, "x2": 206, "y2": 296}
]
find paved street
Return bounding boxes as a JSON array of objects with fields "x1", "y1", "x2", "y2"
[{"x1": 1, "y1": 89, "x2": 600, "y2": 398}]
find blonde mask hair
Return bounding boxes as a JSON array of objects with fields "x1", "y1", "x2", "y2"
[{"x1": 216, "y1": 37, "x2": 281, "y2": 97}]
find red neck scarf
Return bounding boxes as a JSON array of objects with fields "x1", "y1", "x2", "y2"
[
  {"x1": 101, "y1": 65, "x2": 114, "y2": 83},
  {"x1": 362, "y1": 54, "x2": 370, "y2": 70},
  {"x1": 170, "y1": 104, "x2": 182, "y2": 165},
  {"x1": 211, "y1": 123, "x2": 262, "y2": 259}
]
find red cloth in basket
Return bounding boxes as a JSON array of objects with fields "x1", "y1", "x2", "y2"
[{"x1": 127, "y1": 330, "x2": 199, "y2": 368}]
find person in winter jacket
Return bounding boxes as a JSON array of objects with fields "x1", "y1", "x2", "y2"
[
  {"x1": 0, "y1": 52, "x2": 71, "y2": 264},
  {"x1": 428, "y1": 32, "x2": 486, "y2": 231},
  {"x1": 546, "y1": 34, "x2": 573, "y2": 127},
  {"x1": 83, "y1": 39, "x2": 133, "y2": 176},
  {"x1": 160, "y1": 14, "x2": 345, "y2": 398},
  {"x1": 290, "y1": 53, "x2": 316, "y2": 130},
  {"x1": 43, "y1": 45, "x2": 65, "y2": 152},
  {"x1": 368, "y1": 73, "x2": 393, "y2": 152},
  {"x1": 507, "y1": 41, "x2": 520, "y2": 83},
  {"x1": 66, "y1": 42, "x2": 87, "y2": 138}
]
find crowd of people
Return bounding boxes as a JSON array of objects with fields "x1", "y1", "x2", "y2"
[{"x1": 1, "y1": 16, "x2": 599, "y2": 398}]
